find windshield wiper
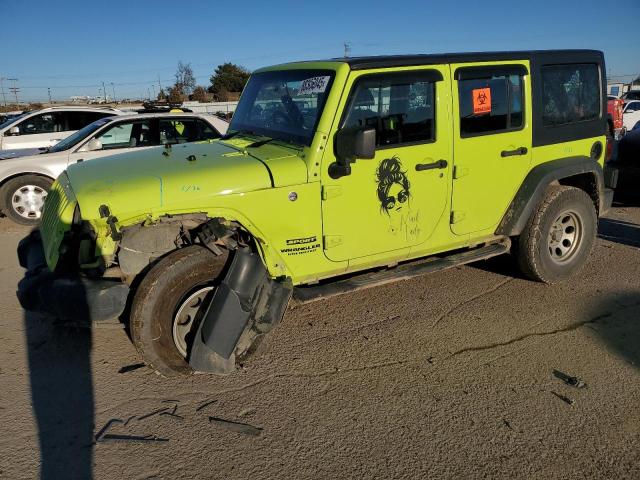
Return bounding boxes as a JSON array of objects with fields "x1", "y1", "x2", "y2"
[
  {"x1": 245, "y1": 138, "x2": 275, "y2": 148},
  {"x1": 220, "y1": 129, "x2": 255, "y2": 140}
]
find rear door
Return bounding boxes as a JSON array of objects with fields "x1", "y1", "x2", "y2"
[
  {"x1": 3, "y1": 112, "x2": 67, "y2": 149},
  {"x1": 450, "y1": 62, "x2": 531, "y2": 234},
  {"x1": 321, "y1": 67, "x2": 452, "y2": 262}
]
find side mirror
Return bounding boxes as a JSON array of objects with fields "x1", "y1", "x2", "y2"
[
  {"x1": 9, "y1": 126, "x2": 19, "y2": 136},
  {"x1": 79, "y1": 138, "x2": 103, "y2": 152},
  {"x1": 330, "y1": 126, "x2": 376, "y2": 179}
]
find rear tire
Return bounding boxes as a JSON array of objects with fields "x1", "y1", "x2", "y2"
[
  {"x1": 130, "y1": 246, "x2": 228, "y2": 376},
  {"x1": 0, "y1": 175, "x2": 52, "y2": 226},
  {"x1": 516, "y1": 185, "x2": 597, "y2": 283}
]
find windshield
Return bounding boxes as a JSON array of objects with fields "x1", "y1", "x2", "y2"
[
  {"x1": 48, "y1": 118, "x2": 112, "y2": 152},
  {"x1": 229, "y1": 69, "x2": 335, "y2": 146},
  {"x1": 0, "y1": 113, "x2": 27, "y2": 130}
]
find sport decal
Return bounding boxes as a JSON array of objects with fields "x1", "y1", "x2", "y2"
[
  {"x1": 375, "y1": 156, "x2": 421, "y2": 241},
  {"x1": 472, "y1": 87, "x2": 491, "y2": 115},
  {"x1": 281, "y1": 236, "x2": 320, "y2": 256}
]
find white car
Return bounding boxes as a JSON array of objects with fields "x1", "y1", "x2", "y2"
[
  {"x1": 622, "y1": 100, "x2": 640, "y2": 133},
  {"x1": 0, "y1": 106, "x2": 124, "y2": 152},
  {"x1": 0, "y1": 112, "x2": 228, "y2": 225}
]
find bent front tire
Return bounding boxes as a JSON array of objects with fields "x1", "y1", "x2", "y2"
[
  {"x1": 516, "y1": 185, "x2": 597, "y2": 283},
  {"x1": 130, "y1": 246, "x2": 228, "y2": 376}
]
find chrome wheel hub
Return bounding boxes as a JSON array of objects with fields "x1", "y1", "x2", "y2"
[
  {"x1": 548, "y1": 210, "x2": 582, "y2": 263},
  {"x1": 172, "y1": 286, "x2": 214, "y2": 358},
  {"x1": 11, "y1": 185, "x2": 48, "y2": 220}
]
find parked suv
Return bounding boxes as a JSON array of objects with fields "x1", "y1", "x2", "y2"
[
  {"x1": 0, "y1": 112, "x2": 228, "y2": 225},
  {"x1": 0, "y1": 106, "x2": 123, "y2": 152},
  {"x1": 18, "y1": 50, "x2": 616, "y2": 376}
]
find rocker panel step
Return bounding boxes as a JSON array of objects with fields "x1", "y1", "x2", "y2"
[{"x1": 291, "y1": 240, "x2": 510, "y2": 305}]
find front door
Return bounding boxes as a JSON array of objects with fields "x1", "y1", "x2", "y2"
[
  {"x1": 321, "y1": 67, "x2": 451, "y2": 263},
  {"x1": 450, "y1": 62, "x2": 532, "y2": 234}
]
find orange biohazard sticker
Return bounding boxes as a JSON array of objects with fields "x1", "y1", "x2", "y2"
[{"x1": 472, "y1": 87, "x2": 491, "y2": 115}]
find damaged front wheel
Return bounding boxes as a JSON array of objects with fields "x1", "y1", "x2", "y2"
[{"x1": 130, "y1": 246, "x2": 228, "y2": 376}]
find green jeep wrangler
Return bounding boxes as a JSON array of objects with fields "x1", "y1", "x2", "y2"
[{"x1": 18, "y1": 50, "x2": 616, "y2": 375}]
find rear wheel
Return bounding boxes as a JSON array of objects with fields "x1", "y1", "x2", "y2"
[
  {"x1": 130, "y1": 246, "x2": 228, "y2": 376},
  {"x1": 516, "y1": 185, "x2": 597, "y2": 283},
  {"x1": 0, "y1": 175, "x2": 52, "y2": 226}
]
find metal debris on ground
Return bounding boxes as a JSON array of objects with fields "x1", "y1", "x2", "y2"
[
  {"x1": 94, "y1": 418, "x2": 124, "y2": 442},
  {"x1": 138, "y1": 407, "x2": 171, "y2": 420},
  {"x1": 196, "y1": 399, "x2": 217, "y2": 412},
  {"x1": 159, "y1": 404, "x2": 184, "y2": 421},
  {"x1": 552, "y1": 369, "x2": 587, "y2": 388},
  {"x1": 551, "y1": 391, "x2": 575, "y2": 406},
  {"x1": 118, "y1": 363, "x2": 146, "y2": 374},
  {"x1": 209, "y1": 416, "x2": 263, "y2": 436},
  {"x1": 100, "y1": 434, "x2": 169, "y2": 443}
]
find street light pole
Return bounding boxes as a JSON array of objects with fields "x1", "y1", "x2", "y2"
[
  {"x1": 151, "y1": 84, "x2": 156, "y2": 100},
  {"x1": 0, "y1": 77, "x2": 6, "y2": 106},
  {"x1": 48, "y1": 87, "x2": 52, "y2": 104},
  {"x1": 110, "y1": 82, "x2": 116, "y2": 103},
  {"x1": 102, "y1": 81, "x2": 107, "y2": 103}
]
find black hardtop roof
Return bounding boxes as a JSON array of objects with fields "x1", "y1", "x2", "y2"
[{"x1": 318, "y1": 49, "x2": 603, "y2": 70}]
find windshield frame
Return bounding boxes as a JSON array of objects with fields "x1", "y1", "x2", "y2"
[
  {"x1": 49, "y1": 117, "x2": 113, "y2": 153},
  {"x1": 229, "y1": 69, "x2": 336, "y2": 147}
]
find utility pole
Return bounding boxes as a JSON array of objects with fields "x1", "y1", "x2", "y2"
[
  {"x1": 147, "y1": 87, "x2": 151, "y2": 100},
  {"x1": 158, "y1": 75, "x2": 162, "y2": 95},
  {"x1": 102, "y1": 81, "x2": 107, "y2": 103},
  {"x1": 343, "y1": 42, "x2": 351, "y2": 58},
  {"x1": 8, "y1": 78, "x2": 19, "y2": 105},
  {"x1": 110, "y1": 82, "x2": 116, "y2": 103},
  {"x1": 48, "y1": 87, "x2": 52, "y2": 104},
  {"x1": 151, "y1": 84, "x2": 156, "y2": 100},
  {"x1": 0, "y1": 77, "x2": 7, "y2": 106}
]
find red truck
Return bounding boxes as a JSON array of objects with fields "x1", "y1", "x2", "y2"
[{"x1": 607, "y1": 96, "x2": 625, "y2": 139}]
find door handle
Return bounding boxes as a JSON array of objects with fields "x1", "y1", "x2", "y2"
[
  {"x1": 76, "y1": 158, "x2": 84, "y2": 163},
  {"x1": 415, "y1": 159, "x2": 448, "y2": 171},
  {"x1": 501, "y1": 147, "x2": 528, "y2": 157}
]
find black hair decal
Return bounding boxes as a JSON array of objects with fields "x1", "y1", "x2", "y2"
[{"x1": 375, "y1": 156, "x2": 411, "y2": 215}]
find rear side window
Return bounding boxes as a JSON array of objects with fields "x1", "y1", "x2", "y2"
[
  {"x1": 541, "y1": 64, "x2": 600, "y2": 126},
  {"x1": 17, "y1": 112, "x2": 65, "y2": 135},
  {"x1": 343, "y1": 72, "x2": 437, "y2": 147},
  {"x1": 159, "y1": 118, "x2": 220, "y2": 144},
  {"x1": 66, "y1": 111, "x2": 113, "y2": 130},
  {"x1": 458, "y1": 71, "x2": 524, "y2": 136}
]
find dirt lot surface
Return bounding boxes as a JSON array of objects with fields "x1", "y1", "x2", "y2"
[{"x1": 1, "y1": 205, "x2": 639, "y2": 480}]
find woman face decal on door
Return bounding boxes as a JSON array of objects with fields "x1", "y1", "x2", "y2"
[
  {"x1": 376, "y1": 156, "x2": 411, "y2": 215},
  {"x1": 375, "y1": 156, "x2": 420, "y2": 240}
]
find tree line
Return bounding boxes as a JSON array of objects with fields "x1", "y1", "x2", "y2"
[{"x1": 159, "y1": 61, "x2": 251, "y2": 103}]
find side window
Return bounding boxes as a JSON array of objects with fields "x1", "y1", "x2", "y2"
[
  {"x1": 66, "y1": 111, "x2": 112, "y2": 130},
  {"x1": 541, "y1": 64, "x2": 600, "y2": 126},
  {"x1": 17, "y1": 112, "x2": 65, "y2": 135},
  {"x1": 196, "y1": 119, "x2": 221, "y2": 140},
  {"x1": 95, "y1": 121, "x2": 153, "y2": 149},
  {"x1": 458, "y1": 71, "x2": 524, "y2": 136},
  {"x1": 626, "y1": 102, "x2": 640, "y2": 113},
  {"x1": 159, "y1": 118, "x2": 211, "y2": 144},
  {"x1": 343, "y1": 73, "x2": 436, "y2": 147}
]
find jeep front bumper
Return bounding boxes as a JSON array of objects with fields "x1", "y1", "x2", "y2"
[{"x1": 17, "y1": 231, "x2": 129, "y2": 323}]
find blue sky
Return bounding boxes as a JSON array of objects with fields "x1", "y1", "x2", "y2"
[{"x1": 2, "y1": 0, "x2": 639, "y2": 102}]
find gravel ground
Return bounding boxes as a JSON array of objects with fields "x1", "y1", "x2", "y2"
[{"x1": 0, "y1": 203, "x2": 639, "y2": 480}]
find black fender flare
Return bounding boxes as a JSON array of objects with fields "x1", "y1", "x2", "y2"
[{"x1": 496, "y1": 156, "x2": 604, "y2": 237}]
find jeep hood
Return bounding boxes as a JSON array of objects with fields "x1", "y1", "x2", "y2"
[{"x1": 65, "y1": 140, "x2": 307, "y2": 222}]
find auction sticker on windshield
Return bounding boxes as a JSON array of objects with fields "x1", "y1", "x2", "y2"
[{"x1": 298, "y1": 76, "x2": 330, "y2": 95}]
